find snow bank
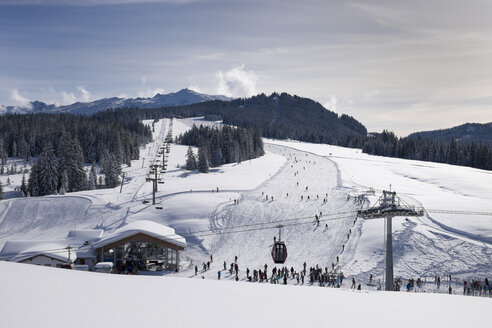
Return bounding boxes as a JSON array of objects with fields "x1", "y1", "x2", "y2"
[{"x1": 0, "y1": 261, "x2": 490, "y2": 328}]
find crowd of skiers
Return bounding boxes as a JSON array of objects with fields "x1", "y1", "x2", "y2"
[
  {"x1": 396, "y1": 275, "x2": 492, "y2": 297},
  {"x1": 193, "y1": 253, "x2": 491, "y2": 299},
  {"x1": 195, "y1": 255, "x2": 349, "y2": 289}
]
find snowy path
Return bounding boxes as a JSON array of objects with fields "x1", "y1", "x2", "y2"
[{"x1": 178, "y1": 143, "x2": 358, "y2": 280}]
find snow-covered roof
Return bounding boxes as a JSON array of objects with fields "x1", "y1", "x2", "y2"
[
  {"x1": 67, "y1": 229, "x2": 104, "y2": 242},
  {"x1": 0, "y1": 240, "x2": 76, "y2": 263},
  {"x1": 92, "y1": 220, "x2": 186, "y2": 249},
  {"x1": 0, "y1": 221, "x2": 185, "y2": 262}
]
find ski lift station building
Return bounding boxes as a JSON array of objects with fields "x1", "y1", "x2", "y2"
[{"x1": 0, "y1": 220, "x2": 186, "y2": 272}]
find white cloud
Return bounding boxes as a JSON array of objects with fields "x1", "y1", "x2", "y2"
[
  {"x1": 137, "y1": 88, "x2": 165, "y2": 98},
  {"x1": 77, "y1": 86, "x2": 92, "y2": 102},
  {"x1": 45, "y1": 86, "x2": 93, "y2": 106},
  {"x1": 324, "y1": 94, "x2": 338, "y2": 112},
  {"x1": 61, "y1": 91, "x2": 77, "y2": 104},
  {"x1": 10, "y1": 89, "x2": 31, "y2": 108},
  {"x1": 216, "y1": 65, "x2": 258, "y2": 98},
  {"x1": 187, "y1": 84, "x2": 203, "y2": 93}
]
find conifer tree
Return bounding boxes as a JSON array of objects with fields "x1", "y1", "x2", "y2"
[
  {"x1": 59, "y1": 170, "x2": 68, "y2": 195},
  {"x1": 197, "y1": 145, "x2": 209, "y2": 173},
  {"x1": 11, "y1": 140, "x2": 17, "y2": 158},
  {"x1": 101, "y1": 150, "x2": 121, "y2": 188},
  {"x1": 0, "y1": 180, "x2": 4, "y2": 200},
  {"x1": 87, "y1": 163, "x2": 97, "y2": 190},
  {"x1": 57, "y1": 135, "x2": 86, "y2": 192},
  {"x1": 210, "y1": 135, "x2": 223, "y2": 167},
  {"x1": 185, "y1": 146, "x2": 197, "y2": 170},
  {"x1": 28, "y1": 147, "x2": 58, "y2": 196},
  {"x1": 20, "y1": 174, "x2": 28, "y2": 197}
]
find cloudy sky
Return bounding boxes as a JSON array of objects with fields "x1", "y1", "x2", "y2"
[{"x1": 1, "y1": 0, "x2": 491, "y2": 135}]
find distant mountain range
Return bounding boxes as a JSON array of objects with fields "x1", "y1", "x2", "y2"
[
  {"x1": 408, "y1": 122, "x2": 492, "y2": 145},
  {"x1": 0, "y1": 88, "x2": 231, "y2": 115}
]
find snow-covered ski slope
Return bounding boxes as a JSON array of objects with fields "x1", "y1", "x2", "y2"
[
  {"x1": 1, "y1": 117, "x2": 491, "y2": 283},
  {"x1": 1, "y1": 260, "x2": 490, "y2": 328},
  {"x1": 266, "y1": 139, "x2": 492, "y2": 279}
]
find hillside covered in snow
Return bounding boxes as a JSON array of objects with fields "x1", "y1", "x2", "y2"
[
  {"x1": 0, "y1": 88, "x2": 230, "y2": 115},
  {"x1": 0, "y1": 117, "x2": 491, "y2": 327},
  {"x1": 1, "y1": 117, "x2": 491, "y2": 280}
]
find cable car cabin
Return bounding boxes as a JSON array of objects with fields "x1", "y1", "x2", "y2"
[{"x1": 271, "y1": 241, "x2": 287, "y2": 264}]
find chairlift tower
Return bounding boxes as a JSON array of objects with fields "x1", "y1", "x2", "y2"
[
  {"x1": 146, "y1": 164, "x2": 161, "y2": 205},
  {"x1": 357, "y1": 190, "x2": 424, "y2": 291}
]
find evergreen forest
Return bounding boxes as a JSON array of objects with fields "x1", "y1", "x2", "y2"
[{"x1": 177, "y1": 124, "x2": 264, "y2": 173}]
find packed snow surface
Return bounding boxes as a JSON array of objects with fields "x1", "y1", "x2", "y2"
[{"x1": 0, "y1": 261, "x2": 490, "y2": 328}]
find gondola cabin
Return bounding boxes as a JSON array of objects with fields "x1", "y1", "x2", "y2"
[{"x1": 271, "y1": 241, "x2": 287, "y2": 264}]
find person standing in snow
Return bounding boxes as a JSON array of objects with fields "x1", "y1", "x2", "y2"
[
  {"x1": 218, "y1": 271, "x2": 221, "y2": 280},
  {"x1": 195, "y1": 265, "x2": 198, "y2": 275}
]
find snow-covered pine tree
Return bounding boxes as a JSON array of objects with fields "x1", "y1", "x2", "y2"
[
  {"x1": 59, "y1": 170, "x2": 68, "y2": 195},
  {"x1": 11, "y1": 140, "x2": 17, "y2": 158},
  {"x1": 210, "y1": 135, "x2": 223, "y2": 167},
  {"x1": 101, "y1": 150, "x2": 121, "y2": 188},
  {"x1": 197, "y1": 145, "x2": 209, "y2": 173},
  {"x1": 87, "y1": 163, "x2": 97, "y2": 190},
  {"x1": 185, "y1": 146, "x2": 197, "y2": 170},
  {"x1": 57, "y1": 135, "x2": 86, "y2": 192},
  {"x1": 252, "y1": 127, "x2": 264, "y2": 157},
  {"x1": 28, "y1": 147, "x2": 58, "y2": 196},
  {"x1": 221, "y1": 126, "x2": 233, "y2": 163},
  {"x1": 20, "y1": 174, "x2": 28, "y2": 197}
]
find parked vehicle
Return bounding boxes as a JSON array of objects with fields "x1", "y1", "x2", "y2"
[
  {"x1": 59, "y1": 263, "x2": 74, "y2": 269},
  {"x1": 74, "y1": 264, "x2": 89, "y2": 271},
  {"x1": 94, "y1": 262, "x2": 114, "y2": 273}
]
